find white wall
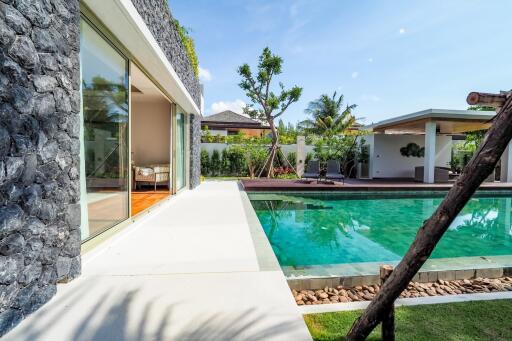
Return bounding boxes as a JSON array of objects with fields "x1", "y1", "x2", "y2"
[
  {"x1": 369, "y1": 134, "x2": 452, "y2": 178},
  {"x1": 209, "y1": 129, "x2": 227, "y2": 136},
  {"x1": 132, "y1": 98, "x2": 172, "y2": 165},
  {"x1": 201, "y1": 143, "x2": 314, "y2": 156}
]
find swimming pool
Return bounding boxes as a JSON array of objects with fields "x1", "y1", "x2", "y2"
[{"x1": 249, "y1": 192, "x2": 512, "y2": 268}]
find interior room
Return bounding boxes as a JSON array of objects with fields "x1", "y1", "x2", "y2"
[{"x1": 130, "y1": 64, "x2": 173, "y2": 215}]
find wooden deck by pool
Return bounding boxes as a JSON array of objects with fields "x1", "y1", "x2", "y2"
[{"x1": 241, "y1": 178, "x2": 512, "y2": 192}]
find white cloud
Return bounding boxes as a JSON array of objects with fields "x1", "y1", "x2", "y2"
[
  {"x1": 360, "y1": 94, "x2": 381, "y2": 102},
  {"x1": 210, "y1": 99, "x2": 246, "y2": 114},
  {"x1": 351, "y1": 71, "x2": 359, "y2": 79},
  {"x1": 199, "y1": 66, "x2": 212, "y2": 82},
  {"x1": 399, "y1": 27, "x2": 406, "y2": 34},
  {"x1": 367, "y1": 57, "x2": 373, "y2": 63}
]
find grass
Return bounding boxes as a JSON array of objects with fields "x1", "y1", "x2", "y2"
[{"x1": 304, "y1": 300, "x2": 512, "y2": 341}]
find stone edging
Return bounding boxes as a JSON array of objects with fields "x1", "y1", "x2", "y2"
[{"x1": 293, "y1": 276, "x2": 512, "y2": 306}]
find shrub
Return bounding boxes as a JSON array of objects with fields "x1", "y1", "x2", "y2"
[
  {"x1": 286, "y1": 152, "x2": 297, "y2": 168},
  {"x1": 200, "y1": 149, "x2": 210, "y2": 175},
  {"x1": 221, "y1": 149, "x2": 230, "y2": 175},
  {"x1": 210, "y1": 150, "x2": 221, "y2": 176},
  {"x1": 226, "y1": 146, "x2": 247, "y2": 176}
]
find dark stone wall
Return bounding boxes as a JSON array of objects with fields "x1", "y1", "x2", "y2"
[
  {"x1": 0, "y1": 0, "x2": 81, "y2": 335},
  {"x1": 131, "y1": 0, "x2": 201, "y2": 108},
  {"x1": 189, "y1": 114, "x2": 201, "y2": 189}
]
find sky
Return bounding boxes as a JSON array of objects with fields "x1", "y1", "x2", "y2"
[{"x1": 170, "y1": 0, "x2": 512, "y2": 125}]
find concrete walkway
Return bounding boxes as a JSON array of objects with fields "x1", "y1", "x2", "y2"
[{"x1": 7, "y1": 182, "x2": 312, "y2": 341}]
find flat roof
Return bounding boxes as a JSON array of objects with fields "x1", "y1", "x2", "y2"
[{"x1": 365, "y1": 109, "x2": 496, "y2": 134}]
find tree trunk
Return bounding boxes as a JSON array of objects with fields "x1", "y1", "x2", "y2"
[
  {"x1": 346, "y1": 94, "x2": 512, "y2": 340},
  {"x1": 266, "y1": 118, "x2": 279, "y2": 178}
]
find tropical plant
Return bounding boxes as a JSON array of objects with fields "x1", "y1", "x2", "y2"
[
  {"x1": 300, "y1": 92, "x2": 356, "y2": 136},
  {"x1": 200, "y1": 149, "x2": 210, "y2": 175},
  {"x1": 221, "y1": 149, "x2": 230, "y2": 174},
  {"x1": 238, "y1": 47, "x2": 302, "y2": 177},
  {"x1": 173, "y1": 19, "x2": 199, "y2": 77},
  {"x1": 210, "y1": 149, "x2": 221, "y2": 176}
]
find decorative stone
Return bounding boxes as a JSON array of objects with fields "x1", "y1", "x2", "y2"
[
  {"x1": 0, "y1": 233, "x2": 25, "y2": 256},
  {"x1": 56, "y1": 256, "x2": 71, "y2": 280},
  {"x1": 38, "y1": 53, "x2": 58, "y2": 72},
  {"x1": 8, "y1": 36, "x2": 39, "y2": 69},
  {"x1": 0, "y1": 17, "x2": 16, "y2": 47},
  {"x1": 33, "y1": 75, "x2": 57, "y2": 93},
  {"x1": 15, "y1": 0, "x2": 52, "y2": 29},
  {"x1": 0, "y1": 205, "x2": 24, "y2": 238},
  {"x1": 0, "y1": 309, "x2": 23, "y2": 336},
  {"x1": 0, "y1": 124, "x2": 10, "y2": 158},
  {"x1": 31, "y1": 27, "x2": 56, "y2": 52},
  {"x1": 19, "y1": 261, "x2": 42, "y2": 285},
  {"x1": 2, "y1": 3, "x2": 31, "y2": 35},
  {"x1": 11, "y1": 85, "x2": 34, "y2": 115},
  {"x1": 0, "y1": 256, "x2": 18, "y2": 285},
  {"x1": 53, "y1": 87, "x2": 71, "y2": 113}
]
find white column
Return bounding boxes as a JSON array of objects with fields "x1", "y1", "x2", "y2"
[
  {"x1": 500, "y1": 141, "x2": 512, "y2": 182},
  {"x1": 424, "y1": 121, "x2": 436, "y2": 183},
  {"x1": 296, "y1": 136, "x2": 305, "y2": 177}
]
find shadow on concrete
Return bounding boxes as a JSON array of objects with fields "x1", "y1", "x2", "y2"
[{"x1": 6, "y1": 277, "x2": 305, "y2": 341}]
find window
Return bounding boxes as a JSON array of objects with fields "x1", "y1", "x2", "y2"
[{"x1": 80, "y1": 18, "x2": 130, "y2": 240}]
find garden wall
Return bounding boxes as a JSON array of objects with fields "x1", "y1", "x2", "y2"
[
  {"x1": 0, "y1": 0, "x2": 81, "y2": 335},
  {"x1": 201, "y1": 143, "x2": 315, "y2": 157}
]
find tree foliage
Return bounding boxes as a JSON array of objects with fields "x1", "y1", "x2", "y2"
[
  {"x1": 238, "y1": 47, "x2": 302, "y2": 177},
  {"x1": 300, "y1": 92, "x2": 356, "y2": 136}
]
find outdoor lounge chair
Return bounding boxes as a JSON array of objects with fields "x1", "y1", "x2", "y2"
[
  {"x1": 326, "y1": 160, "x2": 344, "y2": 183},
  {"x1": 302, "y1": 160, "x2": 320, "y2": 179}
]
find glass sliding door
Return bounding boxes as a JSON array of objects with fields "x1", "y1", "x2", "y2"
[
  {"x1": 175, "y1": 108, "x2": 186, "y2": 190},
  {"x1": 80, "y1": 18, "x2": 129, "y2": 240}
]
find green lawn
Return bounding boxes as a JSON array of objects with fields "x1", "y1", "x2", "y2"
[{"x1": 304, "y1": 300, "x2": 512, "y2": 341}]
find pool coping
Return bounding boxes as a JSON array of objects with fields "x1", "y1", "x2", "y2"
[
  {"x1": 241, "y1": 179, "x2": 512, "y2": 192},
  {"x1": 238, "y1": 183, "x2": 282, "y2": 272}
]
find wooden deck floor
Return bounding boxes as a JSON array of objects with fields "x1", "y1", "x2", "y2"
[
  {"x1": 131, "y1": 190, "x2": 171, "y2": 215},
  {"x1": 241, "y1": 178, "x2": 512, "y2": 192}
]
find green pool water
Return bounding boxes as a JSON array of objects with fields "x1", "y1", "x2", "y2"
[{"x1": 249, "y1": 192, "x2": 512, "y2": 267}]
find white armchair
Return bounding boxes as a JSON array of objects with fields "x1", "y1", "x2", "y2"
[{"x1": 134, "y1": 164, "x2": 170, "y2": 190}]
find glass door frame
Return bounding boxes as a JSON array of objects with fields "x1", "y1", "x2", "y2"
[
  {"x1": 80, "y1": 12, "x2": 131, "y2": 242},
  {"x1": 80, "y1": 5, "x2": 183, "y2": 242}
]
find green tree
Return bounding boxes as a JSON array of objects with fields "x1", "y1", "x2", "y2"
[
  {"x1": 300, "y1": 92, "x2": 356, "y2": 136},
  {"x1": 238, "y1": 47, "x2": 302, "y2": 177}
]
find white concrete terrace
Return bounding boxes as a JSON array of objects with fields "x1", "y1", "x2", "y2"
[{"x1": 6, "y1": 182, "x2": 312, "y2": 341}]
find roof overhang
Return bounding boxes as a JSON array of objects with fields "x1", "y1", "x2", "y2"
[
  {"x1": 365, "y1": 109, "x2": 495, "y2": 134},
  {"x1": 82, "y1": 0, "x2": 201, "y2": 116}
]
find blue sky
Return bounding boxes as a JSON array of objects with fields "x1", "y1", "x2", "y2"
[{"x1": 170, "y1": 0, "x2": 512, "y2": 125}]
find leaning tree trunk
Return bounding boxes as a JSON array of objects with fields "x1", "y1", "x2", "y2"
[{"x1": 346, "y1": 92, "x2": 512, "y2": 340}]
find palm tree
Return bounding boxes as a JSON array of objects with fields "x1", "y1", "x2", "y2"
[{"x1": 300, "y1": 92, "x2": 357, "y2": 136}]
